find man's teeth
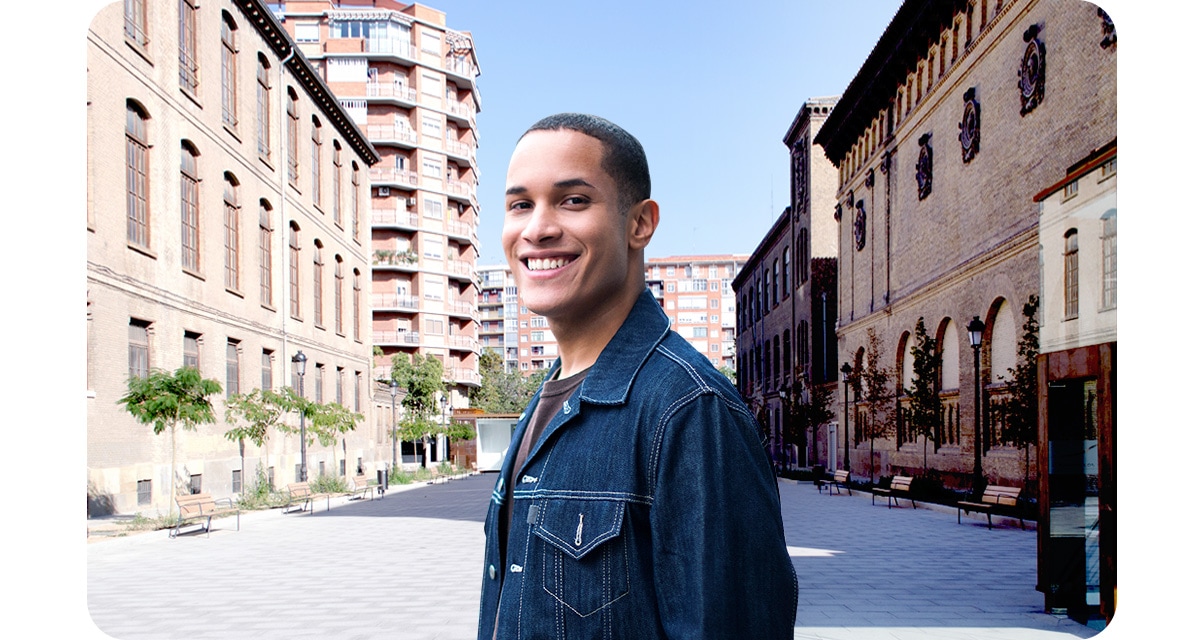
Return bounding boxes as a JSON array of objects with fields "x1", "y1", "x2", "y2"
[{"x1": 528, "y1": 258, "x2": 570, "y2": 271}]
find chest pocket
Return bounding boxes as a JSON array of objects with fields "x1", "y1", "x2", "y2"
[{"x1": 533, "y1": 498, "x2": 630, "y2": 617}]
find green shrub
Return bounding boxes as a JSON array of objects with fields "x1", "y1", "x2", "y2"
[{"x1": 311, "y1": 474, "x2": 349, "y2": 494}]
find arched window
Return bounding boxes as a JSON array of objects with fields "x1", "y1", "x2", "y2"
[
  {"x1": 221, "y1": 12, "x2": 239, "y2": 128},
  {"x1": 259, "y1": 200, "x2": 273, "y2": 306},
  {"x1": 289, "y1": 222, "x2": 302, "y2": 319},
  {"x1": 1064, "y1": 229, "x2": 1079, "y2": 319},
  {"x1": 783, "y1": 248, "x2": 791, "y2": 297},
  {"x1": 180, "y1": 142, "x2": 200, "y2": 272},
  {"x1": 179, "y1": 1, "x2": 199, "y2": 93},
  {"x1": 332, "y1": 141, "x2": 342, "y2": 227},
  {"x1": 1101, "y1": 211, "x2": 1116, "y2": 310},
  {"x1": 126, "y1": 100, "x2": 151, "y2": 248},
  {"x1": 772, "y1": 260, "x2": 780, "y2": 304},
  {"x1": 223, "y1": 172, "x2": 241, "y2": 291},
  {"x1": 352, "y1": 268, "x2": 362, "y2": 341},
  {"x1": 311, "y1": 117, "x2": 323, "y2": 207},
  {"x1": 287, "y1": 89, "x2": 299, "y2": 185},
  {"x1": 313, "y1": 240, "x2": 324, "y2": 326},
  {"x1": 334, "y1": 255, "x2": 344, "y2": 335},
  {"x1": 256, "y1": 54, "x2": 271, "y2": 159},
  {"x1": 351, "y1": 162, "x2": 361, "y2": 239}
]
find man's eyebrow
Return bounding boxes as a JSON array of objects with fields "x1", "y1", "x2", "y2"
[
  {"x1": 554, "y1": 178, "x2": 595, "y2": 190},
  {"x1": 504, "y1": 185, "x2": 527, "y2": 196}
]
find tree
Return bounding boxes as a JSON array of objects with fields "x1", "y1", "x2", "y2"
[
  {"x1": 797, "y1": 378, "x2": 836, "y2": 467},
  {"x1": 117, "y1": 366, "x2": 223, "y2": 503},
  {"x1": 861, "y1": 329, "x2": 897, "y2": 484},
  {"x1": 224, "y1": 387, "x2": 292, "y2": 491},
  {"x1": 999, "y1": 295, "x2": 1040, "y2": 490},
  {"x1": 392, "y1": 353, "x2": 446, "y2": 466},
  {"x1": 470, "y1": 349, "x2": 541, "y2": 413},
  {"x1": 309, "y1": 400, "x2": 363, "y2": 477},
  {"x1": 905, "y1": 317, "x2": 942, "y2": 469}
]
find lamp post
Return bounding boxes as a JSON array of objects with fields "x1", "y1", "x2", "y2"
[
  {"x1": 439, "y1": 394, "x2": 449, "y2": 467},
  {"x1": 389, "y1": 379, "x2": 399, "y2": 472},
  {"x1": 967, "y1": 316, "x2": 986, "y2": 493},
  {"x1": 292, "y1": 350, "x2": 308, "y2": 482},
  {"x1": 840, "y1": 362, "x2": 852, "y2": 472},
  {"x1": 778, "y1": 388, "x2": 788, "y2": 475}
]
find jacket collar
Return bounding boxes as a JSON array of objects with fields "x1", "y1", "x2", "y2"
[{"x1": 566, "y1": 288, "x2": 669, "y2": 406}]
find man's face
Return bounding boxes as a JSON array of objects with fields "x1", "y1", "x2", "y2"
[{"x1": 502, "y1": 129, "x2": 637, "y2": 325}]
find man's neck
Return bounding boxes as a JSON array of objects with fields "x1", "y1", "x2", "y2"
[{"x1": 547, "y1": 285, "x2": 643, "y2": 379}]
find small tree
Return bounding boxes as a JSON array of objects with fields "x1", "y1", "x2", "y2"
[
  {"x1": 862, "y1": 329, "x2": 897, "y2": 484},
  {"x1": 117, "y1": 366, "x2": 223, "y2": 503},
  {"x1": 798, "y1": 378, "x2": 836, "y2": 468},
  {"x1": 309, "y1": 400, "x2": 363, "y2": 480},
  {"x1": 470, "y1": 349, "x2": 542, "y2": 413},
  {"x1": 905, "y1": 317, "x2": 942, "y2": 469},
  {"x1": 393, "y1": 353, "x2": 446, "y2": 466},
  {"x1": 224, "y1": 388, "x2": 292, "y2": 490},
  {"x1": 1000, "y1": 295, "x2": 1041, "y2": 490}
]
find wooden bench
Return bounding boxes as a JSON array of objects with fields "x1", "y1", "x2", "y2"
[
  {"x1": 871, "y1": 476, "x2": 916, "y2": 509},
  {"x1": 284, "y1": 482, "x2": 324, "y2": 514},
  {"x1": 172, "y1": 493, "x2": 240, "y2": 538},
  {"x1": 817, "y1": 469, "x2": 852, "y2": 495},
  {"x1": 344, "y1": 474, "x2": 375, "y2": 501},
  {"x1": 957, "y1": 485, "x2": 1026, "y2": 530}
]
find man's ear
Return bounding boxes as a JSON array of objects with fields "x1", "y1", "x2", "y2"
[{"x1": 627, "y1": 199, "x2": 659, "y2": 250}]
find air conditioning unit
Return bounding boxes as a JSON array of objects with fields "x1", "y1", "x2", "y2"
[
  {"x1": 377, "y1": 187, "x2": 390, "y2": 197},
  {"x1": 407, "y1": 197, "x2": 417, "y2": 207}
]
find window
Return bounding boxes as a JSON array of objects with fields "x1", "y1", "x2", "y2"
[
  {"x1": 232, "y1": 470, "x2": 242, "y2": 494},
  {"x1": 336, "y1": 367, "x2": 344, "y2": 406},
  {"x1": 311, "y1": 118, "x2": 323, "y2": 206},
  {"x1": 422, "y1": 157, "x2": 442, "y2": 179},
  {"x1": 425, "y1": 319, "x2": 444, "y2": 335},
  {"x1": 351, "y1": 163, "x2": 361, "y2": 238},
  {"x1": 1101, "y1": 157, "x2": 1117, "y2": 180},
  {"x1": 180, "y1": 142, "x2": 200, "y2": 272},
  {"x1": 259, "y1": 201, "x2": 273, "y2": 306},
  {"x1": 223, "y1": 173, "x2": 241, "y2": 291},
  {"x1": 422, "y1": 115, "x2": 441, "y2": 137},
  {"x1": 332, "y1": 142, "x2": 343, "y2": 227},
  {"x1": 124, "y1": 0, "x2": 148, "y2": 49},
  {"x1": 289, "y1": 223, "x2": 301, "y2": 318},
  {"x1": 1063, "y1": 180, "x2": 1079, "y2": 201},
  {"x1": 1101, "y1": 212, "x2": 1117, "y2": 310},
  {"x1": 183, "y1": 332, "x2": 200, "y2": 369},
  {"x1": 352, "y1": 269, "x2": 362, "y2": 341},
  {"x1": 692, "y1": 327, "x2": 708, "y2": 338},
  {"x1": 287, "y1": 90, "x2": 299, "y2": 186},
  {"x1": 354, "y1": 371, "x2": 362, "y2": 411},
  {"x1": 799, "y1": 229, "x2": 810, "y2": 283},
  {"x1": 261, "y1": 349, "x2": 273, "y2": 389},
  {"x1": 256, "y1": 55, "x2": 271, "y2": 159},
  {"x1": 423, "y1": 198, "x2": 442, "y2": 219},
  {"x1": 137, "y1": 479, "x2": 152, "y2": 505},
  {"x1": 226, "y1": 340, "x2": 240, "y2": 397},
  {"x1": 1064, "y1": 229, "x2": 1079, "y2": 319},
  {"x1": 424, "y1": 238, "x2": 443, "y2": 259},
  {"x1": 531, "y1": 331, "x2": 546, "y2": 342},
  {"x1": 221, "y1": 13, "x2": 238, "y2": 129},
  {"x1": 313, "y1": 241, "x2": 324, "y2": 327},
  {"x1": 126, "y1": 101, "x2": 151, "y2": 248},
  {"x1": 314, "y1": 364, "x2": 324, "y2": 403},
  {"x1": 421, "y1": 31, "x2": 441, "y2": 54},
  {"x1": 129, "y1": 319, "x2": 150, "y2": 379},
  {"x1": 178, "y1": 1, "x2": 199, "y2": 92},
  {"x1": 782, "y1": 249, "x2": 790, "y2": 297},
  {"x1": 334, "y1": 256, "x2": 344, "y2": 335}
]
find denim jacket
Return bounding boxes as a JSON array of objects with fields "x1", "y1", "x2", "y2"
[{"x1": 478, "y1": 289, "x2": 797, "y2": 639}]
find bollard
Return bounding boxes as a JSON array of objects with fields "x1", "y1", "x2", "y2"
[{"x1": 377, "y1": 469, "x2": 388, "y2": 496}]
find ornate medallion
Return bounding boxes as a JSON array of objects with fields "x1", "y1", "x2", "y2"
[
  {"x1": 915, "y1": 133, "x2": 933, "y2": 200},
  {"x1": 959, "y1": 87, "x2": 981, "y2": 163},
  {"x1": 1017, "y1": 25, "x2": 1045, "y2": 116},
  {"x1": 854, "y1": 200, "x2": 867, "y2": 251}
]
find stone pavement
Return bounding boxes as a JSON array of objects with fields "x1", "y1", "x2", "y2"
[{"x1": 86, "y1": 474, "x2": 1102, "y2": 640}]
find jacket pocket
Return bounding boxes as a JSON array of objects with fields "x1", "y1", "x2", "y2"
[{"x1": 533, "y1": 498, "x2": 630, "y2": 617}]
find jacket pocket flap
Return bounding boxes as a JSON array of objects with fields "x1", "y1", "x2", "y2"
[{"x1": 533, "y1": 498, "x2": 625, "y2": 560}]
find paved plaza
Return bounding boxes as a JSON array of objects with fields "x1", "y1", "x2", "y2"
[{"x1": 86, "y1": 474, "x2": 1102, "y2": 640}]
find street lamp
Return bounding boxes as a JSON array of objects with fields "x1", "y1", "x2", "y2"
[
  {"x1": 389, "y1": 379, "x2": 399, "y2": 472},
  {"x1": 292, "y1": 350, "x2": 308, "y2": 482},
  {"x1": 967, "y1": 316, "x2": 986, "y2": 493},
  {"x1": 438, "y1": 394, "x2": 449, "y2": 468},
  {"x1": 840, "y1": 362, "x2": 853, "y2": 472},
  {"x1": 778, "y1": 388, "x2": 788, "y2": 475}
]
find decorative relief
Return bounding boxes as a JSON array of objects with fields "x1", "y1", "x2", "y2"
[
  {"x1": 1017, "y1": 24, "x2": 1045, "y2": 116},
  {"x1": 792, "y1": 142, "x2": 807, "y2": 211},
  {"x1": 864, "y1": 167, "x2": 875, "y2": 188},
  {"x1": 915, "y1": 133, "x2": 933, "y2": 201},
  {"x1": 880, "y1": 150, "x2": 891, "y2": 176},
  {"x1": 854, "y1": 200, "x2": 867, "y2": 251},
  {"x1": 1098, "y1": 8, "x2": 1116, "y2": 49},
  {"x1": 959, "y1": 87, "x2": 981, "y2": 163},
  {"x1": 834, "y1": 203, "x2": 842, "y2": 221}
]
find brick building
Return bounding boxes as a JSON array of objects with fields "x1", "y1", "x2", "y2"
[
  {"x1": 645, "y1": 255, "x2": 744, "y2": 371},
  {"x1": 814, "y1": 0, "x2": 1114, "y2": 496},
  {"x1": 87, "y1": 0, "x2": 381, "y2": 516}
]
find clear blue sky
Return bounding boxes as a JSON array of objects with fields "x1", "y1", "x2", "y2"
[{"x1": 428, "y1": 0, "x2": 903, "y2": 264}]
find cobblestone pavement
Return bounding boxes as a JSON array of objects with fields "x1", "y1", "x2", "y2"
[{"x1": 85, "y1": 474, "x2": 1103, "y2": 639}]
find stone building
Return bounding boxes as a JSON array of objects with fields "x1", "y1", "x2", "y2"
[
  {"x1": 814, "y1": 0, "x2": 1115, "y2": 495},
  {"x1": 87, "y1": 0, "x2": 382, "y2": 516}
]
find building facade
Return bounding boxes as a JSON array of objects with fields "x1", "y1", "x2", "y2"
[
  {"x1": 88, "y1": 0, "x2": 381, "y2": 516},
  {"x1": 1034, "y1": 141, "x2": 1116, "y2": 624},
  {"x1": 645, "y1": 255, "x2": 744, "y2": 371},
  {"x1": 814, "y1": 0, "x2": 1115, "y2": 494},
  {"x1": 476, "y1": 264, "x2": 513, "y2": 368},
  {"x1": 273, "y1": 0, "x2": 482, "y2": 463}
]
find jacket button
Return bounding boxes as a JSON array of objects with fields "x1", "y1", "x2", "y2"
[{"x1": 489, "y1": 564, "x2": 496, "y2": 580}]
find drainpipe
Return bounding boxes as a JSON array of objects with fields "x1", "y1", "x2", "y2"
[{"x1": 280, "y1": 44, "x2": 295, "y2": 386}]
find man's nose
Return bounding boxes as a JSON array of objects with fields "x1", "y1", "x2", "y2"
[{"x1": 520, "y1": 203, "x2": 560, "y2": 243}]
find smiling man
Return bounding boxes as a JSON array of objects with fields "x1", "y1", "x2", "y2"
[{"x1": 478, "y1": 113, "x2": 797, "y2": 639}]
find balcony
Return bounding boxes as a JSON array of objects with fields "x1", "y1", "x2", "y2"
[
  {"x1": 372, "y1": 249, "x2": 419, "y2": 270},
  {"x1": 444, "y1": 57, "x2": 477, "y2": 81},
  {"x1": 365, "y1": 125, "x2": 418, "y2": 147},
  {"x1": 446, "y1": 300, "x2": 478, "y2": 321},
  {"x1": 371, "y1": 293, "x2": 420, "y2": 311},
  {"x1": 373, "y1": 330, "x2": 422, "y2": 346},
  {"x1": 371, "y1": 209, "x2": 419, "y2": 229},
  {"x1": 366, "y1": 81, "x2": 417, "y2": 105},
  {"x1": 444, "y1": 139, "x2": 475, "y2": 164},
  {"x1": 446, "y1": 259, "x2": 474, "y2": 281},
  {"x1": 445, "y1": 101, "x2": 476, "y2": 127},
  {"x1": 446, "y1": 179, "x2": 474, "y2": 203},
  {"x1": 369, "y1": 167, "x2": 419, "y2": 188},
  {"x1": 447, "y1": 335, "x2": 480, "y2": 353},
  {"x1": 447, "y1": 366, "x2": 482, "y2": 387},
  {"x1": 445, "y1": 219, "x2": 476, "y2": 244}
]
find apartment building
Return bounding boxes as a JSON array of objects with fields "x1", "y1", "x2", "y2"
[
  {"x1": 813, "y1": 0, "x2": 1115, "y2": 623},
  {"x1": 87, "y1": 0, "x2": 381, "y2": 516},
  {"x1": 272, "y1": 1, "x2": 481, "y2": 463},
  {"x1": 645, "y1": 255, "x2": 744, "y2": 371},
  {"x1": 477, "y1": 264, "x2": 516, "y2": 370}
]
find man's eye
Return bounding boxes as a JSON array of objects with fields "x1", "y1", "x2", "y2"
[
  {"x1": 507, "y1": 201, "x2": 532, "y2": 211},
  {"x1": 564, "y1": 196, "x2": 590, "y2": 206}
]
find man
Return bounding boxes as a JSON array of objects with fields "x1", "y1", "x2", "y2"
[{"x1": 478, "y1": 113, "x2": 797, "y2": 639}]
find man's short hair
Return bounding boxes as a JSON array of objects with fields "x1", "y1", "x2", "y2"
[{"x1": 522, "y1": 113, "x2": 651, "y2": 212}]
